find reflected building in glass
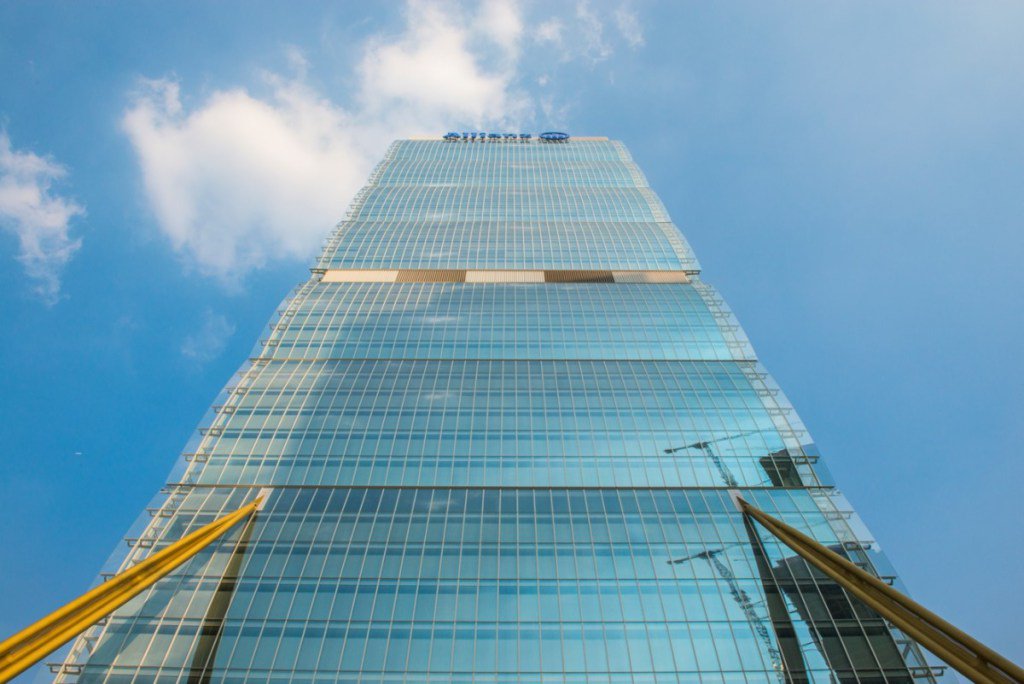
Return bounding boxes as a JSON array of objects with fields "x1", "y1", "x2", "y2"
[{"x1": 56, "y1": 135, "x2": 940, "y2": 683}]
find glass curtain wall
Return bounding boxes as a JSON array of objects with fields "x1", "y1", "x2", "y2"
[{"x1": 55, "y1": 137, "x2": 937, "y2": 683}]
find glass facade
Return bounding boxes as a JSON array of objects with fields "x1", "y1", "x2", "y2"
[{"x1": 56, "y1": 136, "x2": 938, "y2": 683}]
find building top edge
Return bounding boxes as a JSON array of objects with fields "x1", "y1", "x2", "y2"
[{"x1": 401, "y1": 136, "x2": 610, "y2": 142}]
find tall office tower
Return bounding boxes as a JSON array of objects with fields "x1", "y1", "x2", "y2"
[{"x1": 56, "y1": 134, "x2": 938, "y2": 683}]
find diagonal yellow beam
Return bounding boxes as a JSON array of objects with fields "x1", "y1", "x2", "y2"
[
  {"x1": 0, "y1": 496, "x2": 262, "y2": 682},
  {"x1": 737, "y1": 497, "x2": 1023, "y2": 684}
]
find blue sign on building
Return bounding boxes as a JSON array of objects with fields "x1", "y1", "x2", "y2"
[{"x1": 443, "y1": 131, "x2": 570, "y2": 142}]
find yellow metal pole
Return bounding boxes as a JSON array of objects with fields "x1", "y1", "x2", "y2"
[
  {"x1": 744, "y1": 502, "x2": 993, "y2": 682},
  {"x1": 741, "y1": 499, "x2": 1004, "y2": 683},
  {"x1": 0, "y1": 496, "x2": 262, "y2": 682},
  {"x1": 1, "y1": 511, "x2": 248, "y2": 679},
  {"x1": 737, "y1": 497, "x2": 1024, "y2": 684}
]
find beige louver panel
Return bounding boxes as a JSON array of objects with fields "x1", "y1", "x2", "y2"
[
  {"x1": 321, "y1": 270, "x2": 398, "y2": 282},
  {"x1": 612, "y1": 271, "x2": 690, "y2": 283},
  {"x1": 395, "y1": 269, "x2": 467, "y2": 283},
  {"x1": 466, "y1": 270, "x2": 546, "y2": 283},
  {"x1": 544, "y1": 270, "x2": 615, "y2": 283}
]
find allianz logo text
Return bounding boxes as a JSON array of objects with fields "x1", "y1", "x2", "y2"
[{"x1": 443, "y1": 131, "x2": 570, "y2": 142}]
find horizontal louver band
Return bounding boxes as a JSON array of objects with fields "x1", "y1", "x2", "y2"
[{"x1": 319, "y1": 269, "x2": 690, "y2": 284}]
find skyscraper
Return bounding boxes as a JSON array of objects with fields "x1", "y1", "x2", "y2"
[{"x1": 54, "y1": 134, "x2": 938, "y2": 683}]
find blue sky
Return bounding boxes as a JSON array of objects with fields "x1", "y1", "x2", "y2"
[{"x1": 1, "y1": 0, "x2": 1022, "y2": 677}]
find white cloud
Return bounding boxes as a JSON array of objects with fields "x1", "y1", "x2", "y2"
[
  {"x1": 122, "y1": 77, "x2": 371, "y2": 280},
  {"x1": 0, "y1": 132, "x2": 84, "y2": 304},
  {"x1": 181, "y1": 310, "x2": 235, "y2": 362},
  {"x1": 357, "y1": 0, "x2": 529, "y2": 126},
  {"x1": 614, "y1": 6, "x2": 645, "y2": 48},
  {"x1": 123, "y1": 0, "x2": 533, "y2": 282}
]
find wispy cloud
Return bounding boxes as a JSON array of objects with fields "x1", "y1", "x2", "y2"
[
  {"x1": 477, "y1": 0, "x2": 525, "y2": 59},
  {"x1": 181, "y1": 310, "x2": 235, "y2": 363},
  {"x1": 532, "y1": 1, "x2": 642, "y2": 63},
  {"x1": 122, "y1": 0, "x2": 534, "y2": 283},
  {"x1": 575, "y1": 0, "x2": 612, "y2": 62},
  {"x1": 0, "y1": 131, "x2": 84, "y2": 304},
  {"x1": 613, "y1": 6, "x2": 645, "y2": 48},
  {"x1": 534, "y1": 18, "x2": 563, "y2": 46}
]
